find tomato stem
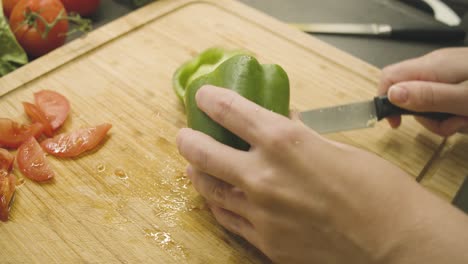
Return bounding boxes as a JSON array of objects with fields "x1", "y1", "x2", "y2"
[
  {"x1": 20, "y1": 8, "x2": 92, "y2": 39},
  {"x1": 65, "y1": 12, "x2": 93, "y2": 36}
]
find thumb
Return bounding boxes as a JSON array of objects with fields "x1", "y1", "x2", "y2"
[{"x1": 387, "y1": 81, "x2": 468, "y2": 116}]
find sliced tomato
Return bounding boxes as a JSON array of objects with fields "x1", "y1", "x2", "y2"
[
  {"x1": 41, "y1": 123, "x2": 112, "y2": 158},
  {"x1": 34, "y1": 90, "x2": 70, "y2": 131},
  {"x1": 0, "y1": 118, "x2": 44, "y2": 149},
  {"x1": 0, "y1": 174, "x2": 16, "y2": 222},
  {"x1": 17, "y1": 137, "x2": 55, "y2": 182},
  {"x1": 0, "y1": 148, "x2": 15, "y2": 175},
  {"x1": 23, "y1": 102, "x2": 54, "y2": 137}
]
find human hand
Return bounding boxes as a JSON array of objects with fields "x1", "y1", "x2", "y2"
[
  {"x1": 379, "y1": 47, "x2": 468, "y2": 136},
  {"x1": 176, "y1": 85, "x2": 468, "y2": 263}
]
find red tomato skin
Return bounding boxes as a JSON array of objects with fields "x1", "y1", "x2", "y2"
[
  {"x1": 0, "y1": 174, "x2": 16, "y2": 222},
  {"x1": 9, "y1": 0, "x2": 69, "y2": 58},
  {"x1": 2, "y1": 0, "x2": 20, "y2": 18},
  {"x1": 17, "y1": 137, "x2": 55, "y2": 182},
  {"x1": 34, "y1": 90, "x2": 70, "y2": 131},
  {"x1": 60, "y1": 0, "x2": 100, "y2": 17},
  {"x1": 0, "y1": 148, "x2": 15, "y2": 174},
  {"x1": 23, "y1": 102, "x2": 54, "y2": 137},
  {"x1": 0, "y1": 118, "x2": 44, "y2": 149},
  {"x1": 41, "y1": 123, "x2": 112, "y2": 158}
]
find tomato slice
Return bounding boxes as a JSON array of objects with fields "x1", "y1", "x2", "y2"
[
  {"x1": 0, "y1": 118, "x2": 44, "y2": 149},
  {"x1": 34, "y1": 90, "x2": 70, "y2": 131},
  {"x1": 41, "y1": 123, "x2": 112, "y2": 158},
  {"x1": 23, "y1": 102, "x2": 54, "y2": 137},
  {"x1": 0, "y1": 174, "x2": 16, "y2": 222},
  {"x1": 17, "y1": 137, "x2": 55, "y2": 182},
  {"x1": 0, "y1": 148, "x2": 15, "y2": 175}
]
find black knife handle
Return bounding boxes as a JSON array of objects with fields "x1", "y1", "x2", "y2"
[
  {"x1": 390, "y1": 25, "x2": 466, "y2": 42},
  {"x1": 374, "y1": 95, "x2": 453, "y2": 121}
]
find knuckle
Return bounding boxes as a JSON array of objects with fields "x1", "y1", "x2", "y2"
[
  {"x1": 379, "y1": 74, "x2": 393, "y2": 94},
  {"x1": 380, "y1": 66, "x2": 395, "y2": 83},
  {"x1": 212, "y1": 92, "x2": 237, "y2": 123},
  {"x1": 416, "y1": 84, "x2": 436, "y2": 109},
  {"x1": 230, "y1": 216, "x2": 244, "y2": 236},
  {"x1": 460, "y1": 81, "x2": 468, "y2": 96},
  {"x1": 244, "y1": 169, "x2": 276, "y2": 202},
  {"x1": 427, "y1": 48, "x2": 448, "y2": 63},
  {"x1": 190, "y1": 145, "x2": 209, "y2": 171},
  {"x1": 381, "y1": 63, "x2": 398, "y2": 77},
  {"x1": 176, "y1": 129, "x2": 189, "y2": 155},
  {"x1": 381, "y1": 63, "x2": 403, "y2": 85},
  {"x1": 213, "y1": 207, "x2": 243, "y2": 235},
  {"x1": 210, "y1": 182, "x2": 228, "y2": 203},
  {"x1": 264, "y1": 122, "x2": 305, "y2": 150}
]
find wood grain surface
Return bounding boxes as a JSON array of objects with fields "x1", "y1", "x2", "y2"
[
  {"x1": 0, "y1": 0, "x2": 464, "y2": 262},
  {"x1": 422, "y1": 135, "x2": 468, "y2": 201}
]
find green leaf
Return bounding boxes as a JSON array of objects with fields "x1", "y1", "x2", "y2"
[{"x1": 0, "y1": 3, "x2": 28, "y2": 77}]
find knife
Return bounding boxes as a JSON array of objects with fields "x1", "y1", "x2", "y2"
[
  {"x1": 301, "y1": 95, "x2": 452, "y2": 134},
  {"x1": 290, "y1": 23, "x2": 466, "y2": 42}
]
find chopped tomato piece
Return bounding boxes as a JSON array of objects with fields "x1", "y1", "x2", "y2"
[
  {"x1": 34, "y1": 90, "x2": 70, "y2": 130},
  {"x1": 17, "y1": 137, "x2": 55, "y2": 182},
  {"x1": 23, "y1": 102, "x2": 54, "y2": 137},
  {"x1": 0, "y1": 148, "x2": 14, "y2": 175},
  {"x1": 0, "y1": 174, "x2": 16, "y2": 222},
  {"x1": 0, "y1": 118, "x2": 43, "y2": 149},
  {"x1": 41, "y1": 123, "x2": 112, "y2": 158}
]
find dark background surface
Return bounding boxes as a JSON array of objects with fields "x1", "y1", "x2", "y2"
[
  {"x1": 90, "y1": 0, "x2": 468, "y2": 211},
  {"x1": 92, "y1": 0, "x2": 468, "y2": 67}
]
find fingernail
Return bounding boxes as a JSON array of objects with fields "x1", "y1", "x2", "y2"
[{"x1": 389, "y1": 85, "x2": 408, "y2": 104}]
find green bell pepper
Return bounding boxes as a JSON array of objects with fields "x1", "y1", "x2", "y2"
[{"x1": 173, "y1": 48, "x2": 290, "y2": 150}]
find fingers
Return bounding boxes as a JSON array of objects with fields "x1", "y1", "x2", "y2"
[
  {"x1": 379, "y1": 56, "x2": 436, "y2": 95},
  {"x1": 387, "y1": 116, "x2": 402, "y2": 129},
  {"x1": 387, "y1": 81, "x2": 468, "y2": 115},
  {"x1": 209, "y1": 204, "x2": 259, "y2": 247},
  {"x1": 378, "y1": 48, "x2": 468, "y2": 130},
  {"x1": 414, "y1": 116, "x2": 468, "y2": 137},
  {"x1": 379, "y1": 48, "x2": 468, "y2": 95},
  {"x1": 177, "y1": 128, "x2": 248, "y2": 187},
  {"x1": 289, "y1": 109, "x2": 302, "y2": 122},
  {"x1": 187, "y1": 166, "x2": 250, "y2": 218},
  {"x1": 195, "y1": 85, "x2": 289, "y2": 145}
]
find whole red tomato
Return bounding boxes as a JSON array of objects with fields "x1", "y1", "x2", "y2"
[
  {"x1": 60, "y1": 0, "x2": 100, "y2": 17},
  {"x1": 9, "y1": 0, "x2": 69, "y2": 58},
  {"x1": 2, "y1": 0, "x2": 20, "y2": 18}
]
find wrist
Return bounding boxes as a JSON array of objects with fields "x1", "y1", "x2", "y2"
[{"x1": 378, "y1": 186, "x2": 468, "y2": 264}]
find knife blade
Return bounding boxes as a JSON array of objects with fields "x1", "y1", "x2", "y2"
[
  {"x1": 290, "y1": 23, "x2": 466, "y2": 42},
  {"x1": 301, "y1": 95, "x2": 452, "y2": 134}
]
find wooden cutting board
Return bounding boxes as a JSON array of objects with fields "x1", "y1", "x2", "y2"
[
  {"x1": 0, "y1": 0, "x2": 460, "y2": 262},
  {"x1": 422, "y1": 135, "x2": 468, "y2": 201}
]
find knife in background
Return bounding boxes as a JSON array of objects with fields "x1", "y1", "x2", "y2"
[
  {"x1": 301, "y1": 95, "x2": 452, "y2": 134},
  {"x1": 290, "y1": 23, "x2": 466, "y2": 42}
]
